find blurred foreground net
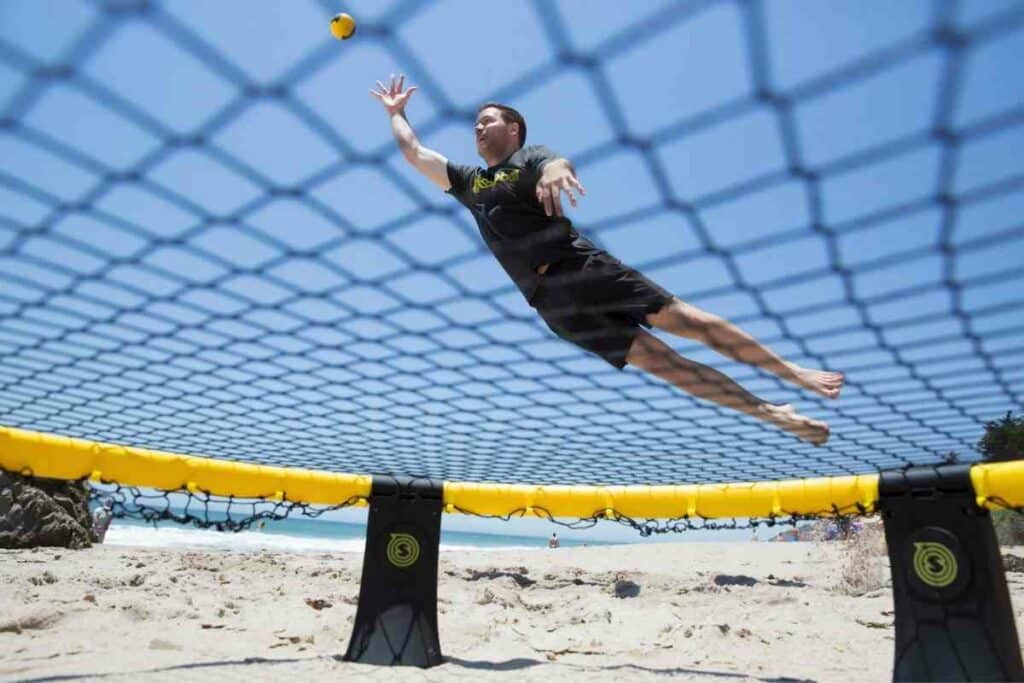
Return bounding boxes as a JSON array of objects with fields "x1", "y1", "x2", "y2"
[{"x1": 1, "y1": 1, "x2": 1022, "y2": 487}]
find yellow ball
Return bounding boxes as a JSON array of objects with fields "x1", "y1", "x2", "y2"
[{"x1": 329, "y1": 13, "x2": 356, "y2": 40}]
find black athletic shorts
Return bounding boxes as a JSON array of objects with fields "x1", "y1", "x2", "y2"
[{"x1": 531, "y1": 251, "x2": 674, "y2": 369}]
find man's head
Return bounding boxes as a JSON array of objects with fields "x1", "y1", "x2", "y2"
[
  {"x1": 102, "y1": 498, "x2": 114, "y2": 510},
  {"x1": 475, "y1": 103, "x2": 526, "y2": 163}
]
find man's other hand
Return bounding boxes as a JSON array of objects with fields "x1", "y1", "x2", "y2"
[{"x1": 536, "y1": 159, "x2": 586, "y2": 217}]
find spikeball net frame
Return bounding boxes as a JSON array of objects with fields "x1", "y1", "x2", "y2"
[{"x1": 0, "y1": 0, "x2": 1021, "y2": 519}]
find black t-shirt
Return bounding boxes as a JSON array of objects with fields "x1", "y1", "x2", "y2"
[{"x1": 446, "y1": 145, "x2": 599, "y2": 302}]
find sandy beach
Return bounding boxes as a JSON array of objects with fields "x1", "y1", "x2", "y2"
[{"x1": 2, "y1": 540, "x2": 1022, "y2": 682}]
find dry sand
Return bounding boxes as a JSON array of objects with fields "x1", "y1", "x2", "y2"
[{"x1": 1, "y1": 540, "x2": 1022, "y2": 682}]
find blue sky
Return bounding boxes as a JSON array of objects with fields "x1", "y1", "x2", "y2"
[{"x1": 1, "y1": 1, "x2": 1023, "y2": 540}]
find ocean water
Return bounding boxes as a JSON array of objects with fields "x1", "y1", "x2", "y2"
[{"x1": 104, "y1": 515, "x2": 596, "y2": 554}]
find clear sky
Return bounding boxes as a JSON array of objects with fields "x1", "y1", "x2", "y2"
[{"x1": 1, "y1": 1, "x2": 1023, "y2": 540}]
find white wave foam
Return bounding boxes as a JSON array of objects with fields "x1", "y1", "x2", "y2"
[
  {"x1": 104, "y1": 525, "x2": 365, "y2": 554},
  {"x1": 104, "y1": 525, "x2": 541, "y2": 555}
]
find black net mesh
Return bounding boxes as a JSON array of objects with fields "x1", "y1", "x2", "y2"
[
  {"x1": 1, "y1": 1, "x2": 1023, "y2": 487},
  {"x1": 84, "y1": 478, "x2": 858, "y2": 535},
  {"x1": 88, "y1": 480, "x2": 366, "y2": 532}
]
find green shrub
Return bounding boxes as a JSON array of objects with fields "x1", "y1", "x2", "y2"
[{"x1": 977, "y1": 412, "x2": 1024, "y2": 462}]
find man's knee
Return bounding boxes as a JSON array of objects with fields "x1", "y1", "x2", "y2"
[
  {"x1": 648, "y1": 299, "x2": 720, "y2": 336},
  {"x1": 626, "y1": 331, "x2": 697, "y2": 379},
  {"x1": 625, "y1": 331, "x2": 660, "y2": 368}
]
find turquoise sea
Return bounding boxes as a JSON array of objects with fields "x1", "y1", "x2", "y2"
[{"x1": 104, "y1": 514, "x2": 606, "y2": 554}]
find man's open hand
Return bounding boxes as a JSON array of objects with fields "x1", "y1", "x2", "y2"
[
  {"x1": 536, "y1": 159, "x2": 586, "y2": 217},
  {"x1": 370, "y1": 74, "x2": 418, "y2": 116}
]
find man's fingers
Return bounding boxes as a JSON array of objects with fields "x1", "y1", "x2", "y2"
[
  {"x1": 398, "y1": 74, "x2": 406, "y2": 92},
  {"x1": 566, "y1": 173, "x2": 586, "y2": 195},
  {"x1": 538, "y1": 183, "x2": 572, "y2": 215},
  {"x1": 539, "y1": 186, "x2": 554, "y2": 216},
  {"x1": 376, "y1": 80, "x2": 388, "y2": 93},
  {"x1": 547, "y1": 185, "x2": 564, "y2": 217},
  {"x1": 560, "y1": 178, "x2": 577, "y2": 207}
]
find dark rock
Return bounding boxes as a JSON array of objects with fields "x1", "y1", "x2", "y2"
[
  {"x1": 0, "y1": 470, "x2": 94, "y2": 549},
  {"x1": 612, "y1": 578, "x2": 640, "y2": 598},
  {"x1": 304, "y1": 598, "x2": 332, "y2": 610},
  {"x1": 465, "y1": 568, "x2": 536, "y2": 588},
  {"x1": 713, "y1": 574, "x2": 758, "y2": 587},
  {"x1": 768, "y1": 577, "x2": 808, "y2": 588}
]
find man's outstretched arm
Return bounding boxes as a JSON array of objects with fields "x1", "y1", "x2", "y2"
[{"x1": 371, "y1": 74, "x2": 450, "y2": 191}]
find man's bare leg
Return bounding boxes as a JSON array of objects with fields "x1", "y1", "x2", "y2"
[
  {"x1": 646, "y1": 299, "x2": 845, "y2": 399},
  {"x1": 626, "y1": 331, "x2": 830, "y2": 445}
]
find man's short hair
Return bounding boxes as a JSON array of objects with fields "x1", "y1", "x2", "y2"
[{"x1": 478, "y1": 102, "x2": 526, "y2": 149}]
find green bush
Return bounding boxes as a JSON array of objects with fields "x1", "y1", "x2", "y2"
[
  {"x1": 977, "y1": 412, "x2": 1024, "y2": 462},
  {"x1": 976, "y1": 413, "x2": 1024, "y2": 546}
]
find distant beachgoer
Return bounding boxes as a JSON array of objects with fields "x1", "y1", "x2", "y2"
[
  {"x1": 92, "y1": 498, "x2": 114, "y2": 543},
  {"x1": 548, "y1": 533, "x2": 560, "y2": 549}
]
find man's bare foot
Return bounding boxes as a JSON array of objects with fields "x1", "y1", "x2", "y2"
[
  {"x1": 759, "y1": 403, "x2": 830, "y2": 445},
  {"x1": 787, "y1": 365, "x2": 845, "y2": 400}
]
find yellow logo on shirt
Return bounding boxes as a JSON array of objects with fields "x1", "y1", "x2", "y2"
[{"x1": 473, "y1": 168, "x2": 520, "y2": 193}]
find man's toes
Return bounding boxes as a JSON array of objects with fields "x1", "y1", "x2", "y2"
[
  {"x1": 812, "y1": 426, "x2": 830, "y2": 446},
  {"x1": 801, "y1": 420, "x2": 829, "y2": 445}
]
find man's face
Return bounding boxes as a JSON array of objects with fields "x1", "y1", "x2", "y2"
[{"x1": 475, "y1": 107, "x2": 518, "y2": 159}]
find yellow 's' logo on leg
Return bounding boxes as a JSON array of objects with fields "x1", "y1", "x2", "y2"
[
  {"x1": 386, "y1": 532, "x2": 420, "y2": 568},
  {"x1": 913, "y1": 541, "x2": 957, "y2": 588}
]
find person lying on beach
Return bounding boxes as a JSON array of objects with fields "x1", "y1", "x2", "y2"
[{"x1": 372, "y1": 75, "x2": 844, "y2": 445}]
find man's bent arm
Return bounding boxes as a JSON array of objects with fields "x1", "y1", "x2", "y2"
[{"x1": 389, "y1": 111, "x2": 451, "y2": 191}]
